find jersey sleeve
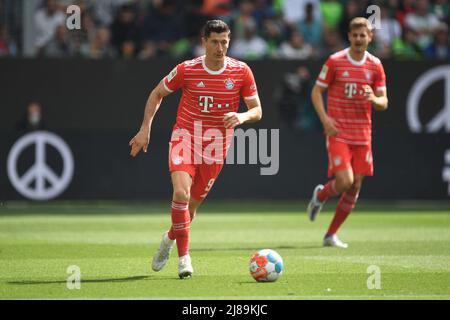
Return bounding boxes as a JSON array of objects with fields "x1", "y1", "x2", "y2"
[
  {"x1": 316, "y1": 57, "x2": 335, "y2": 88},
  {"x1": 241, "y1": 64, "x2": 258, "y2": 100},
  {"x1": 373, "y1": 61, "x2": 386, "y2": 92},
  {"x1": 163, "y1": 62, "x2": 185, "y2": 93}
]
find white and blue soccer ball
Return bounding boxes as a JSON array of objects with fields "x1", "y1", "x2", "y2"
[{"x1": 249, "y1": 249, "x2": 284, "y2": 282}]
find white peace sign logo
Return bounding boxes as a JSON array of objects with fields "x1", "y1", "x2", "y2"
[
  {"x1": 7, "y1": 131, "x2": 74, "y2": 200},
  {"x1": 407, "y1": 65, "x2": 450, "y2": 133}
]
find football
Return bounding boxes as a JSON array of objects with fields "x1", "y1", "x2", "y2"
[{"x1": 249, "y1": 249, "x2": 284, "y2": 282}]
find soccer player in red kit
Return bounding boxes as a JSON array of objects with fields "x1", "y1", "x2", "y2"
[
  {"x1": 307, "y1": 17, "x2": 388, "y2": 248},
  {"x1": 129, "y1": 20, "x2": 262, "y2": 277}
]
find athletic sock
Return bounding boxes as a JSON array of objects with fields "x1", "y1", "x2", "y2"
[
  {"x1": 326, "y1": 191, "x2": 359, "y2": 235},
  {"x1": 317, "y1": 180, "x2": 339, "y2": 202},
  {"x1": 170, "y1": 201, "x2": 190, "y2": 257},
  {"x1": 167, "y1": 206, "x2": 194, "y2": 241},
  {"x1": 167, "y1": 227, "x2": 175, "y2": 241}
]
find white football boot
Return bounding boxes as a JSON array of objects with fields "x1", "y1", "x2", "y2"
[
  {"x1": 323, "y1": 234, "x2": 348, "y2": 249},
  {"x1": 307, "y1": 184, "x2": 324, "y2": 221},
  {"x1": 151, "y1": 232, "x2": 175, "y2": 272},
  {"x1": 178, "y1": 254, "x2": 193, "y2": 279}
]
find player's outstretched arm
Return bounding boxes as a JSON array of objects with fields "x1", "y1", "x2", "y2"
[
  {"x1": 223, "y1": 96, "x2": 262, "y2": 129},
  {"x1": 129, "y1": 81, "x2": 171, "y2": 157},
  {"x1": 311, "y1": 84, "x2": 338, "y2": 136},
  {"x1": 363, "y1": 85, "x2": 388, "y2": 111}
]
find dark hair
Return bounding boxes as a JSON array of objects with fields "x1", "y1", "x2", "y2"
[{"x1": 202, "y1": 20, "x2": 231, "y2": 39}]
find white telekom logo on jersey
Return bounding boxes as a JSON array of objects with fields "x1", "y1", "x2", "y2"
[
  {"x1": 345, "y1": 83, "x2": 357, "y2": 98},
  {"x1": 199, "y1": 96, "x2": 230, "y2": 113}
]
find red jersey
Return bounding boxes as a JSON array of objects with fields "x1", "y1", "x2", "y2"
[
  {"x1": 163, "y1": 55, "x2": 258, "y2": 139},
  {"x1": 316, "y1": 48, "x2": 386, "y2": 145}
]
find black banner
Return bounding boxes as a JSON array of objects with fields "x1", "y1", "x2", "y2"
[{"x1": 1, "y1": 59, "x2": 449, "y2": 200}]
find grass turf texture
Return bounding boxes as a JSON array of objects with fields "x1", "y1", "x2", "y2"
[{"x1": 0, "y1": 201, "x2": 449, "y2": 300}]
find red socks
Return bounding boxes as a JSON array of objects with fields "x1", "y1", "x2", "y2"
[
  {"x1": 169, "y1": 201, "x2": 190, "y2": 257},
  {"x1": 317, "y1": 180, "x2": 339, "y2": 202},
  {"x1": 167, "y1": 205, "x2": 195, "y2": 241},
  {"x1": 326, "y1": 191, "x2": 359, "y2": 236},
  {"x1": 167, "y1": 228, "x2": 175, "y2": 241}
]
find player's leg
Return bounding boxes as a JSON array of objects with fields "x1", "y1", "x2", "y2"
[
  {"x1": 152, "y1": 170, "x2": 193, "y2": 274},
  {"x1": 154, "y1": 170, "x2": 196, "y2": 278},
  {"x1": 167, "y1": 195, "x2": 202, "y2": 238},
  {"x1": 171, "y1": 170, "x2": 193, "y2": 248},
  {"x1": 173, "y1": 196, "x2": 203, "y2": 277},
  {"x1": 308, "y1": 140, "x2": 352, "y2": 221},
  {"x1": 168, "y1": 170, "x2": 196, "y2": 278},
  {"x1": 320, "y1": 168, "x2": 354, "y2": 200},
  {"x1": 324, "y1": 174, "x2": 363, "y2": 248},
  {"x1": 189, "y1": 197, "x2": 203, "y2": 221},
  {"x1": 159, "y1": 199, "x2": 202, "y2": 275},
  {"x1": 153, "y1": 136, "x2": 195, "y2": 275},
  {"x1": 172, "y1": 163, "x2": 222, "y2": 278},
  {"x1": 169, "y1": 173, "x2": 208, "y2": 248},
  {"x1": 324, "y1": 143, "x2": 372, "y2": 248}
]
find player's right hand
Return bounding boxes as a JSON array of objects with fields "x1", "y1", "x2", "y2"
[
  {"x1": 323, "y1": 117, "x2": 338, "y2": 137},
  {"x1": 129, "y1": 129, "x2": 150, "y2": 157}
]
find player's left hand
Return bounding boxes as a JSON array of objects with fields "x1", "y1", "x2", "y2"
[
  {"x1": 223, "y1": 112, "x2": 246, "y2": 129},
  {"x1": 362, "y1": 85, "x2": 376, "y2": 103}
]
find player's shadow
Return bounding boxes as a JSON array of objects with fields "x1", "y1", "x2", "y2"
[
  {"x1": 7, "y1": 275, "x2": 157, "y2": 285},
  {"x1": 237, "y1": 280, "x2": 278, "y2": 284},
  {"x1": 191, "y1": 245, "x2": 322, "y2": 252},
  {"x1": 298, "y1": 245, "x2": 325, "y2": 249},
  {"x1": 191, "y1": 246, "x2": 296, "y2": 252}
]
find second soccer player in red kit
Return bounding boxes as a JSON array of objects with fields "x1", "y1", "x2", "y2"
[
  {"x1": 129, "y1": 20, "x2": 262, "y2": 278},
  {"x1": 308, "y1": 17, "x2": 388, "y2": 248}
]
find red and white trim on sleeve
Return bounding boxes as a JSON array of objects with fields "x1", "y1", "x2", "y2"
[
  {"x1": 163, "y1": 81, "x2": 174, "y2": 93},
  {"x1": 316, "y1": 80, "x2": 328, "y2": 88},
  {"x1": 243, "y1": 94, "x2": 259, "y2": 100}
]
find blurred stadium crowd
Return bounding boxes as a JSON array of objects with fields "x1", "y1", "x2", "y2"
[{"x1": 0, "y1": 0, "x2": 449, "y2": 60}]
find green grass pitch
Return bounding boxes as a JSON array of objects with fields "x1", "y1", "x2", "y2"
[{"x1": 0, "y1": 201, "x2": 449, "y2": 300}]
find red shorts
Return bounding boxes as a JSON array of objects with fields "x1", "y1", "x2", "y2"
[
  {"x1": 168, "y1": 135, "x2": 225, "y2": 201},
  {"x1": 326, "y1": 138, "x2": 373, "y2": 177}
]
